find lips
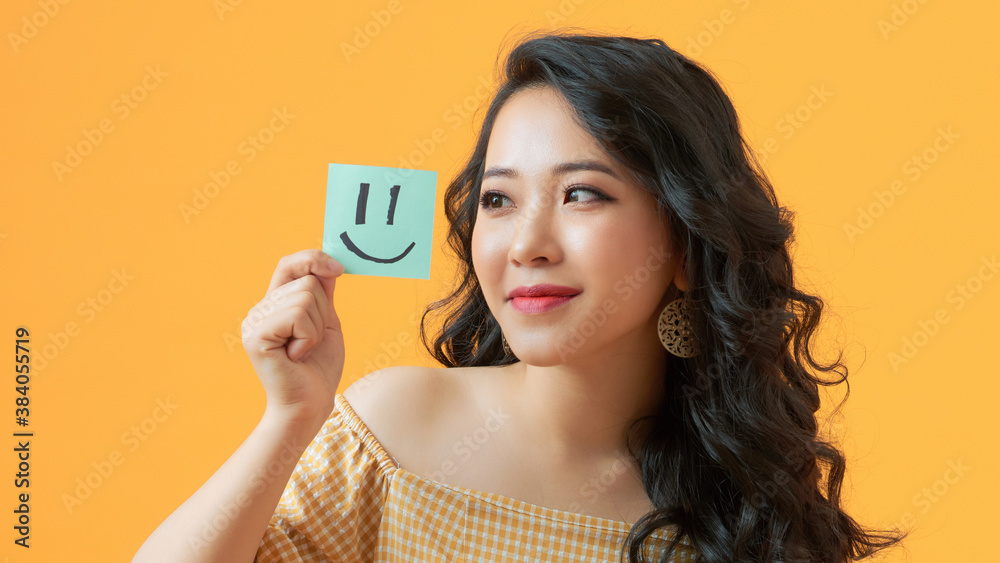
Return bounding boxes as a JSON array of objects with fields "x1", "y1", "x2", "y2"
[
  {"x1": 507, "y1": 284, "x2": 581, "y2": 314},
  {"x1": 507, "y1": 284, "x2": 581, "y2": 299}
]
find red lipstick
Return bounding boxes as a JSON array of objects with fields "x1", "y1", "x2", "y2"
[{"x1": 507, "y1": 284, "x2": 581, "y2": 314}]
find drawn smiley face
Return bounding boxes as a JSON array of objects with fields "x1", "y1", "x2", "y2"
[
  {"x1": 339, "y1": 182, "x2": 416, "y2": 264},
  {"x1": 324, "y1": 162, "x2": 437, "y2": 280}
]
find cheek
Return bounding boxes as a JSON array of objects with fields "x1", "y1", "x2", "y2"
[
  {"x1": 470, "y1": 224, "x2": 486, "y2": 271},
  {"x1": 566, "y1": 219, "x2": 651, "y2": 277},
  {"x1": 568, "y1": 221, "x2": 670, "y2": 305},
  {"x1": 471, "y1": 223, "x2": 505, "y2": 289}
]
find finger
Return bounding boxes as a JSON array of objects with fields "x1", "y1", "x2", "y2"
[
  {"x1": 267, "y1": 249, "x2": 344, "y2": 296},
  {"x1": 285, "y1": 290, "x2": 324, "y2": 351},
  {"x1": 269, "y1": 274, "x2": 332, "y2": 342},
  {"x1": 298, "y1": 275, "x2": 334, "y2": 333},
  {"x1": 314, "y1": 257, "x2": 341, "y2": 307},
  {"x1": 286, "y1": 331, "x2": 313, "y2": 362},
  {"x1": 293, "y1": 264, "x2": 340, "y2": 331},
  {"x1": 276, "y1": 274, "x2": 332, "y2": 328},
  {"x1": 240, "y1": 274, "x2": 331, "y2": 350},
  {"x1": 256, "y1": 306, "x2": 321, "y2": 361}
]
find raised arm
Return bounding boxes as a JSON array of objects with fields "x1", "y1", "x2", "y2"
[{"x1": 133, "y1": 250, "x2": 346, "y2": 562}]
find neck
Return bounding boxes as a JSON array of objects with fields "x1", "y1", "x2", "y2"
[{"x1": 509, "y1": 323, "x2": 668, "y2": 465}]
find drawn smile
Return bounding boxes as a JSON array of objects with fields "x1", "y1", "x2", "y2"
[
  {"x1": 339, "y1": 232, "x2": 415, "y2": 263},
  {"x1": 342, "y1": 181, "x2": 417, "y2": 264}
]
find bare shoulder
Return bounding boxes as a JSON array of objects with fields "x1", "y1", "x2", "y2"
[
  {"x1": 343, "y1": 365, "x2": 446, "y2": 430},
  {"x1": 340, "y1": 364, "x2": 509, "y2": 473},
  {"x1": 341, "y1": 366, "x2": 458, "y2": 466}
]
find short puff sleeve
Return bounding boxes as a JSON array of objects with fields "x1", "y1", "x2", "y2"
[{"x1": 254, "y1": 394, "x2": 399, "y2": 562}]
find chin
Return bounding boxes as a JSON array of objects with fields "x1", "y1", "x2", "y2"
[{"x1": 510, "y1": 343, "x2": 588, "y2": 367}]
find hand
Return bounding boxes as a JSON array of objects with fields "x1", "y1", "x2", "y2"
[{"x1": 241, "y1": 249, "x2": 346, "y2": 431}]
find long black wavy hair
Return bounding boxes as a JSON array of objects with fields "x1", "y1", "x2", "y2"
[{"x1": 418, "y1": 30, "x2": 906, "y2": 562}]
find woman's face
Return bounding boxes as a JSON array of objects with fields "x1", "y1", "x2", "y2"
[{"x1": 471, "y1": 85, "x2": 688, "y2": 366}]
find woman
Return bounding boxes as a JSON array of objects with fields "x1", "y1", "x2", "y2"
[{"x1": 134, "y1": 32, "x2": 905, "y2": 562}]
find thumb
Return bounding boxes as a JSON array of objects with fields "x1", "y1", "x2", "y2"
[{"x1": 314, "y1": 254, "x2": 345, "y2": 308}]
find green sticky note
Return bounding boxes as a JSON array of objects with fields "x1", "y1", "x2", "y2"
[{"x1": 322, "y1": 163, "x2": 437, "y2": 279}]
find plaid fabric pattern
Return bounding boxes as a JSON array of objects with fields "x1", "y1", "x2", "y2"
[{"x1": 255, "y1": 394, "x2": 699, "y2": 562}]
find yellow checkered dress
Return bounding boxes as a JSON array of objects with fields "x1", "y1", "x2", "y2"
[{"x1": 255, "y1": 394, "x2": 699, "y2": 562}]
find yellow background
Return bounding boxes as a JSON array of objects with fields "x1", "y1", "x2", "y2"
[{"x1": 2, "y1": 0, "x2": 997, "y2": 560}]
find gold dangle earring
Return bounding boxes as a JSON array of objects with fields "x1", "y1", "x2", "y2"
[{"x1": 657, "y1": 294, "x2": 699, "y2": 358}]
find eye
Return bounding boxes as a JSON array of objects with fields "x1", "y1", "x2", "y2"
[
  {"x1": 565, "y1": 186, "x2": 610, "y2": 203},
  {"x1": 479, "y1": 190, "x2": 510, "y2": 210}
]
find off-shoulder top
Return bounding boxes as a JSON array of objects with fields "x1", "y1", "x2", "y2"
[{"x1": 255, "y1": 394, "x2": 698, "y2": 562}]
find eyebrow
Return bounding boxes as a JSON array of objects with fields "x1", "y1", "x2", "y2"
[{"x1": 482, "y1": 159, "x2": 622, "y2": 182}]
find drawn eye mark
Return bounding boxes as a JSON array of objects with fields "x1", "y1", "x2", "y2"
[{"x1": 339, "y1": 182, "x2": 416, "y2": 264}]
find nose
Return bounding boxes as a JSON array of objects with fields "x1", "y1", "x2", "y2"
[{"x1": 507, "y1": 196, "x2": 563, "y2": 266}]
